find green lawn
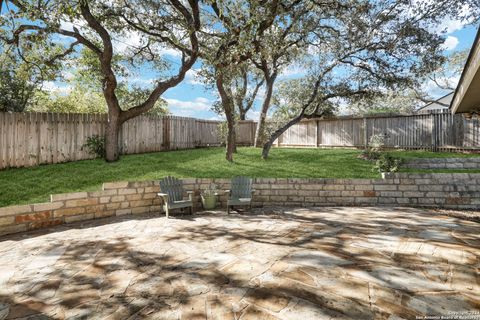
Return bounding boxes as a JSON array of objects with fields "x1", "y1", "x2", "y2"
[{"x1": 1, "y1": 147, "x2": 479, "y2": 207}]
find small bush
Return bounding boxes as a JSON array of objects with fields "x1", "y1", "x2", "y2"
[
  {"x1": 82, "y1": 135, "x2": 106, "y2": 158},
  {"x1": 361, "y1": 148, "x2": 381, "y2": 160},
  {"x1": 373, "y1": 154, "x2": 402, "y2": 173},
  {"x1": 361, "y1": 134, "x2": 387, "y2": 160}
]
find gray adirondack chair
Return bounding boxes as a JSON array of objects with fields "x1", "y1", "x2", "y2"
[
  {"x1": 225, "y1": 176, "x2": 255, "y2": 214},
  {"x1": 158, "y1": 176, "x2": 194, "y2": 218}
]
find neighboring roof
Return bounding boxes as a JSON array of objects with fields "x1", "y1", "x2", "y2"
[
  {"x1": 416, "y1": 92, "x2": 453, "y2": 113},
  {"x1": 450, "y1": 26, "x2": 480, "y2": 114}
]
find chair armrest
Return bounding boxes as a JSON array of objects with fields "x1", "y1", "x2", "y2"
[
  {"x1": 186, "y1": 191, "x2": 194, "y2": 194},
  {"x1": 158, "y1": 193, "x2": 169, "y2": 199},
  {"x1": 186, "y1": 191, "x2": 193, "y2": 201},
  {"x1": 251, "y1": 189, "x2": 256, "y2": 194},
  {"x1": 224, "y1": 190, "x2": 231, "y2": 194}
]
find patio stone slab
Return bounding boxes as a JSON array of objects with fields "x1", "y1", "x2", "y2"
[{"x1": 0, "y1": 206, "x2": 479, "y2": 319}]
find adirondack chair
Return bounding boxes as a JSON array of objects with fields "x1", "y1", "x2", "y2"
[
  {"x1": 225, "y1": 176, "x2": 255, "y2": 214},
  {"x1": 158, "y1": 176, "x2": 194, "y2": 218}
]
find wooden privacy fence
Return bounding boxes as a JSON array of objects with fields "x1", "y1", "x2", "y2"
[
  {"x1": 0, "y1": 112, "x2": 258, "y2": 169},
  {"x1": 278, "y1": 112, "x2": 480, "y2": 151},
  {"x1": 1, "y1": 111, "x2": 479, "y2": 169}
]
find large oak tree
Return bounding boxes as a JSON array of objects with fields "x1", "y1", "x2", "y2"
[{"x1": 1, "y1": 0, "x2": 200, "y2": 161}]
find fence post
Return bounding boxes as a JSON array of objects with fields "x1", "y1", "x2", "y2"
[
  {"x1": 363, "y1": 117, "x2": 368, "y2": 148},
  {"x1": 316, "y1": 119, "x2": 320, "y2": 147},
  {"x1": 162, "y1": 116, "x2": 170, "y2": 151},
  {"x1": 431, "y1": 113, "x2": 437, "y2": 152}
]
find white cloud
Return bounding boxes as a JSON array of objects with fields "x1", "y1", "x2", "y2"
[
  {"x1": 185, "y1": 69, "x2": 203, "y2": 85},
  {"x1": 165, "y1": 97, "x2": 211, "y2": 111},
  {"x1": 441, "y1": 36, "x2": 459, "y2": 51}
]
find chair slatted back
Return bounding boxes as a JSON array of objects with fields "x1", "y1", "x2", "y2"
[
  {"x1": 160, "y1": 176, "x2": 184, "y2": 203},
  {"x1": 231, "y1": 176, "x2": 252, "y2": 199}
]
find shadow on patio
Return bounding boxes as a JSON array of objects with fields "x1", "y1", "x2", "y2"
[{"x1": 0, "y1": 206, "x2": 479, "y2": 319}]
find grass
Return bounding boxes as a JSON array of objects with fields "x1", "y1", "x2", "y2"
[{"x1": 1, "y1": 147, "x2": 479, "y2": 207}]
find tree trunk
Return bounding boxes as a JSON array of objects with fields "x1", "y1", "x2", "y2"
[
  {"x1": 262, "y1": 113, "x2": 304, "y2": 159},
  {"x1": 239, "y1": 110, "x2": 246, "y2": 121},
  {"x1": 216, "y1": 72, "x2": 236, "y2": 162},
  {"x1": 226, "y1": 113, "x2": 236, "y2": 161},
  {"x1": 254, "y1": 75, "x2": 276, "y2": 147},
  {"x1": 105, "y1": 113, "x2": 121, "y2": 162}
]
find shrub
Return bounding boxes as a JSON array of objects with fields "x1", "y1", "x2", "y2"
[
  {"x1": 373, "y1": 154, "x2": 402, "y2": 173},
  {"x1": 361, "y1": 134, "x2": 387, "y2": 160},
  {"x1": 82, "y1": 135, "x2": 106, "y2": 158}
]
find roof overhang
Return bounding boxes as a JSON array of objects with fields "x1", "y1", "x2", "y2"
[{"x1": 450, "y1": 27, "x2": 480, "y2": 114}]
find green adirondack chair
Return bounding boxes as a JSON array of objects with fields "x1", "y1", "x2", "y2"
[
  {"x1": 158, "y1": 176, "x2": 194, "y2": 218},
  {"x1": 225, "y1": 176, "x2": 255, "y2": 214}
]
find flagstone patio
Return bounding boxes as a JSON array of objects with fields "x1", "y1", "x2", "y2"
[{"x1": 0, "y1": 206, "x2": 479, "y2": 319}]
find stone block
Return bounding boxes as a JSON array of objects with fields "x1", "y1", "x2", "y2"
[
  {"x1": 28, "y1": 219, "x2": 62, "y2": 230},
  {"x1": 65, "y1": 198, "x2": 98, "y2": 208},
  {"x1": 130, "y1": 200, "x2": 153, "y2": 208},
  {"x1": 0, "y1": 224, "x2": 27, "y2": 236},
  {"x1": 287, "y1": 196, "x2": 304, "y2": 202},
  {"x1": 373, "y1": 185, "x2": 397, "y2": 191},
  {"x1": 363, "y1": 191, "x2": 376, "y2": 197},
  {"x1": 51, "y1": 192, "x2": 88, "y2": 202},
  {"x1": 354, "y1": 185, "x2": 373, "y2": 191},
  {"x1": 0, "y1": 216, "x2": 14, "y2": 227},
  {"x1": 99, "y1": 197, "x2": 111, "y2": 204},
  {"x1": 54, "y1": 207, "x2": 85, "y2": 218},
  {"x1": 341, "y1": 191, "x2": 363, "y2": 197},
  {"x1": 33, "y1": 202, "x2": 64, "y2": 212},
  {"x1": 85, "y1": 205, "x2": 106, "y2": 214},
  {"x1": 425, "y1": 192, "x2": 447, "y2": 198},
  {"x1": 65, "y1": 213, "x2": 94, "y2": 223},
  {"x1": 142, "y1": 193, "x2": 157, "y2": 200},
  {"x1": 355, "y1": 197, "x2": 378, "y2": 204},
  {"x1": 278, "y1": 189, "x2": 296, "y2": 196},
  {"x1": 144, "y1": 186, "x2": 160, "y2": 193},
  {"x1": 88, "y1": 190, "x2": 117, "y2": 198},
  {"x1": 103, "y1": 181, "x2": 129, "y2": 189},
  {"x1": 397, "y1": 185, "x2": 418, "y2": 191},
  {"x1": 304, "y1": 197, "x2": 320, "y2": 203},
  {"x1": 419, "y1": 185, "x2": 443, "y2": 192},
  {"x1": 270, "y1": 196, "x2": 288, "y2": 202},
  {"x1": 128, "y1": 181, "x2": 154, "y2": 188},
  {"x1": 446, "y1": 197, "x2": 470, "y2": 205},
  {"x1": 15, "y1": 211, "x2": 52, "y2": 224},
  {"x1": 106, "y1": 202, "x2": 121, "y2": 210},
  {"x1": 298, "y1": 190, "x2": 319, "y2": 196},
  {"x1": 323, "y1": 185, "x2": 345, "y2": 191},
  {"x1": 126, "y1": 194, "x2": 142, "y2": 201},
  {"x1": 110, "y1": 195, "x2": 126, "y2": 203},
  {"x1": 0, "y1": 205, "x2": 32, "y2": 217},
  {"x1": 418, "y1": 198, "x2": 435, "y2": 204},
  {"x1": 95, "y1": 210, "x2": 115, "y2": 219},
  {"x1": 132, "y1": 206, "x2": 150, "y2": 214},
  {"x1": 150, "y1": 205, "x2": 162, "y2": 213},
  {"x1": 403, "y1": 192, "x2": 424, "y2": 198},
  {"x1": 379, "y1": 192, "x2": 403, "y2": 198},
  {"x1": 116, "y1": 208, "x2": 132, "y2": 216},
  {"x1": 118, "y1": 188, "x2": 137, "y2": 195}
]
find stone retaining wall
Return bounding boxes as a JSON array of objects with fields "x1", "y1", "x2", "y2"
[
  {"x1": 1, "y1": 173, "x2": 479, "y2": 237},
  {"x1": 403, "y1": 157, "x2": 480, "y2": 169}
]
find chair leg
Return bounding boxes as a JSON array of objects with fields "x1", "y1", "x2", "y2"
[
  {"x1": 190, "y1": 206, "x2": 193, "y2": 215},
  {"x1": 165, "y1": 206, "x2": 169, "y2": 219},
  {"x1": 227, "y1": 205, "x2": 230, "y2": 215}
]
